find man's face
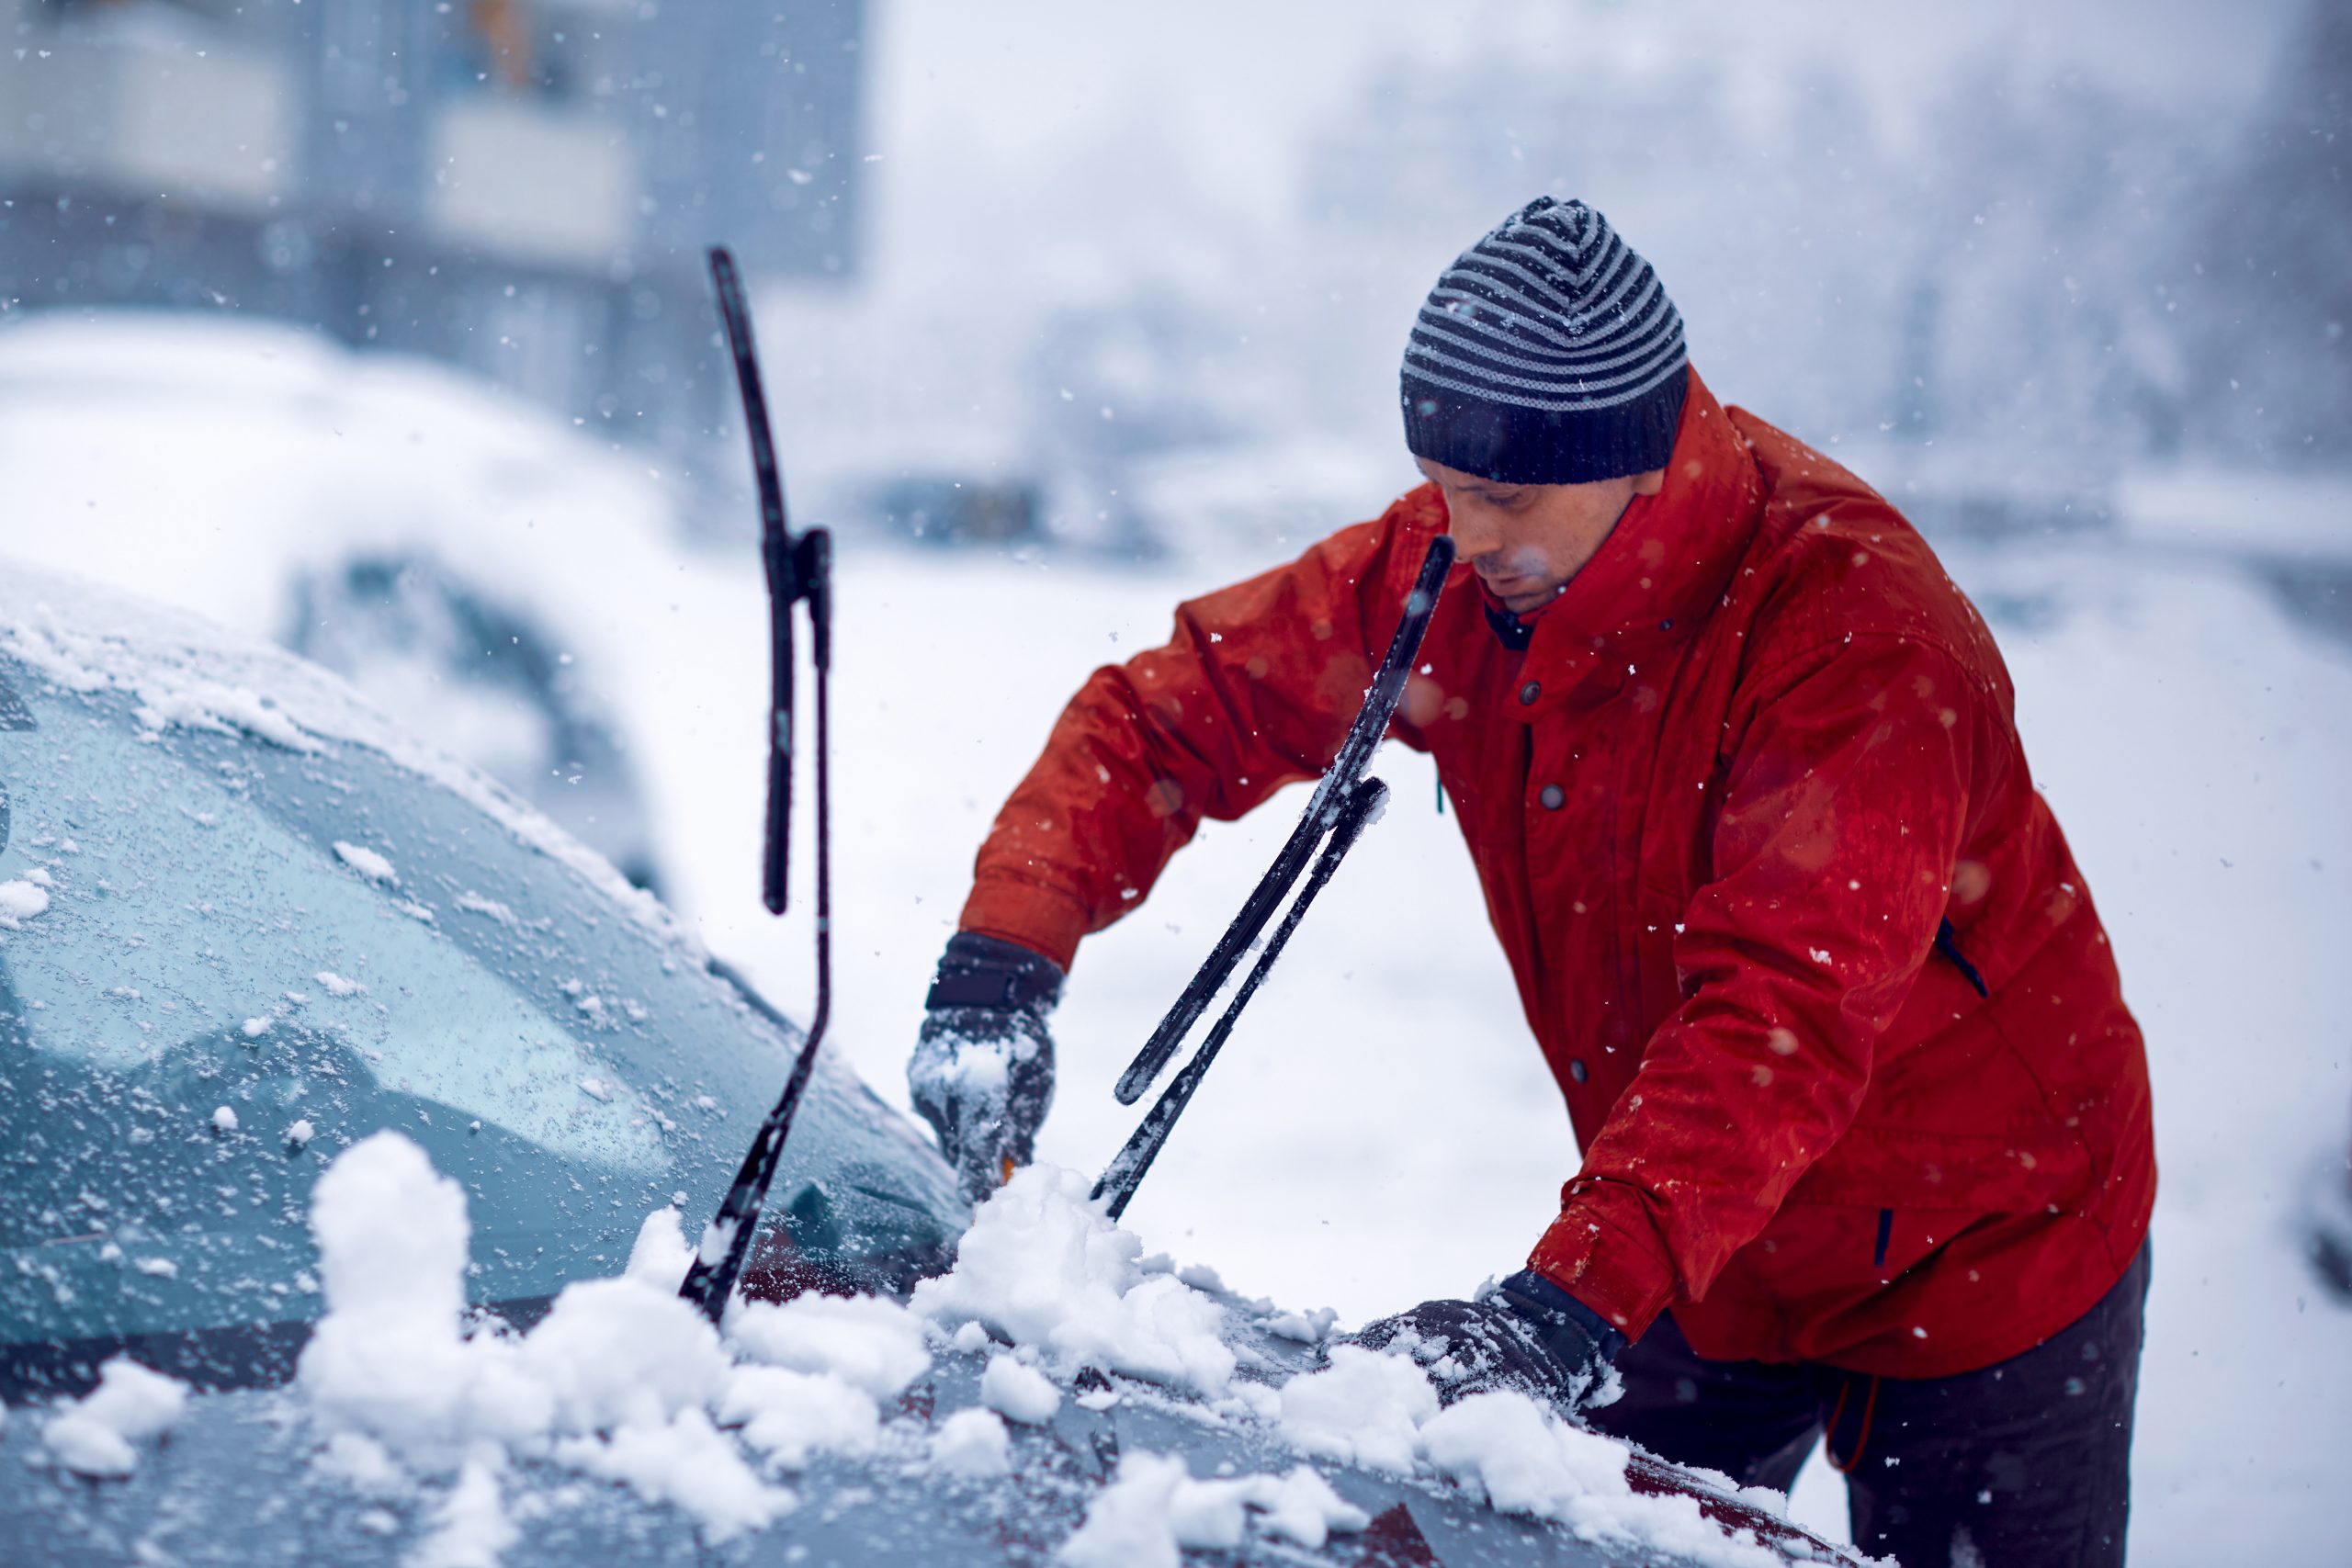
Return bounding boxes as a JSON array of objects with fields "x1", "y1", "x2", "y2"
[{"x1": 1414, "y1": 457, "x2": 1666, "y2": 615}]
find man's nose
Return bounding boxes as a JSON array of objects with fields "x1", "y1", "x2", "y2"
[{"x1": 1442, "y1": 500, "x2": 1500, "y2": 562}]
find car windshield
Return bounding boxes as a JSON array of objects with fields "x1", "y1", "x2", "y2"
[{"x1": 0, "y1": 657, "x2": 960, "y2": 1388}]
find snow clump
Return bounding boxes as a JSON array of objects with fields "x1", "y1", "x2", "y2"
[
  {"x1": 718, "y1": 1365, "x2": 882, "y2": 1471},
  {"x1": 910, "y1": 1164, "x2": 1236, "y2": 1396},
  {"x1": 454, "y1": 891, "x2": 517, "y2": 926},
  {"x1": 728, "y1": 1292, "x2": 931, "y2": 1401},
  {"x1": 1276, "y1": 1343, "x2": 1438, "y2": 1474},
  {"x1": 41, "y1": 1357, "x2": 190, "y2": 1477},
  {"x1": 1273, "y1": 1350, "x2": 1790, "y2": 1567},
  {"x1": 295, "y1": 1134, "x2": 796, "y2": 1548},
  {"x1": 1057, "y1": 1452, "x2": 1366, "y2": 1568},
  {"x1": 930, "y1": 1408, "x2": 1012, "y2": 1480},
  {"x1": 413, "y1": 1455, "x2": 515, "y2": 1568},
  {"x1": 334, "y1": 840, "x2": 398, "y2": 883},
  {"x1": 0, "y1": 877, "x2": 51, "y2": 929},
  {"x1": 979, "y1": 1353, "x2": 1062, "y2": 1424}
]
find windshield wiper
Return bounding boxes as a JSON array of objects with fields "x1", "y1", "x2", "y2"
[
  {"x1": 678, "y1": 246, "x2": 835, "y2": 1325},
  {"x1": 1091, "y1": 533, "x2": 1455, "y2": 1220}
]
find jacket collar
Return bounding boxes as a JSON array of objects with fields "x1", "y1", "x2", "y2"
[
  {"x1": 1486, "y1": 367, "x2": 1766, "y2": 716},
  {"x1": 1480, "y1": 582, "x2": 1537, "y2": 651}
]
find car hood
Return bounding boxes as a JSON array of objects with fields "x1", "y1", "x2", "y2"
[{"x1": 1, "y1": 1321, "x2": 1850, "y2": 1568}]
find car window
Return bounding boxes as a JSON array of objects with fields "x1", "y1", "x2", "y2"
[{"x1": 0, "y1": 659, "x2": 959, "y2": 1377}]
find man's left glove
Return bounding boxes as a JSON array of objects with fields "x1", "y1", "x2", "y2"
[
  {"x1": 910, "y1": 932, "x2": 1063, "y2": 1206},
  {"x1": 1344, "y1": 1269, "x2": 1627, "y2": 1409}
]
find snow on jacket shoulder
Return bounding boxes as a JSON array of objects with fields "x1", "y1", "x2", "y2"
[{"x1": 959, "y1": 369, "x2": 2154, "y2": 1378}]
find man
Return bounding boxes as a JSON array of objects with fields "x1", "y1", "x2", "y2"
[{"x1": 910, "y1": 197, "x2": 2154, "y2": 1566}]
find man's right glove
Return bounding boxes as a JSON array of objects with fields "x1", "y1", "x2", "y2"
[
  {"x1": 1344, "y1": 1269, "x2": 1627, "y2": 1409},
  {"x1": 910, "y1": 932, "x2": 1063, "y2": 1206}
]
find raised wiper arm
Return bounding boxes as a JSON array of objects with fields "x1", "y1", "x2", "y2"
[
  {"x1": 679, "y1": 245, "x2": 835, "y2": 1326},
  {"x1": 1092, "y1": 534, "x2": 1455, "y2": 1219},
  {"x1": 1109, "y1": 534, "x2": 1454, "y2": 1107}
]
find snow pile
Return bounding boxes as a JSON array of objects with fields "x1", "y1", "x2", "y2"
[
  {"x1": 1424, "y1": 1393, "x2": 1792, "y2": 1565},
  {"x1": 1276, "y1": 1343, "x2": 1438, "y2": 1473},
  {"x1": 1057, "y1": 1452, "x2": 1366, "y2": 1568},
  {"x1": 729, "y1": 1292, "x2": 932, "y2": 1401},
  {"x1": 293, "y1": 1132, "x2": 893, "y2": 1551},
  {"x1": 908, "y1": 1169, "x2": 1792, "y2": 1564},
  {"x1": 1421, "y1": 1391, "x2": 1631, "y2": 1516},
  {"x1": 718, "y1": 1365, "x2": 883, "y2": 1471},
  {"x1": 288, "y1": 1137, "x2": 1341, "y2": 1563},
  {"x1": 720, "y1": 1292, "x2": 930, "y2": 1472},
  {"x1": 910, "y1": 1164, "x2": 1237, "y2": 1396},
  {"x1": 286, "y1": 1138, "x2": 1811, "y2": 1567},
  {"x1": 41, "y1": 1357, "x2": 190, "y2": 1478},
  {"x1": 1274, "y1": 1350, "x2": 1789, "y2": 1567}
]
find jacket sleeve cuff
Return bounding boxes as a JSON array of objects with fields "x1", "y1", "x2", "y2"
[
  {"x1": 957, "y1": 874, "x2": 1091, "y2": 976},
  {"x1": 1527, "y1": 1181, "x2": 1680, "y2": 1343}
]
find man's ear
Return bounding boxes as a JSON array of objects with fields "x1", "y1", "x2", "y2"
[{"x1": 1631, "y1": 468, "x2": 1667, "y2": 497}]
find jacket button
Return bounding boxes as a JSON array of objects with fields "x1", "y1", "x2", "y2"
[
  {"x1": 1539, "y1": 784, "x2": 1566, "y2": 810},
  {"x1": 1519, "y1": 680, "x2": 1542, "y2": 705},
  {"x1": 1569, "y1": 1058, "x2": 1589, "y2": 1083}
]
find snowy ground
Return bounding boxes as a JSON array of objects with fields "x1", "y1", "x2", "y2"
[{"x1": 4, "y1": 321, "x2": 2348, "y2": 1559}]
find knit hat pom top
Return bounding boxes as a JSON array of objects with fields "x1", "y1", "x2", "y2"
[{"x1": 1402, "y1": 197, "x2": 1689, "y2": 486}]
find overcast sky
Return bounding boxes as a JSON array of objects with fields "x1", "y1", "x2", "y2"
[
  {"x1": 764, "y1": 0, "x2": 2313, "y2": 470},
  {"x1": 867, "y1": 0, "x2": 2302, "y2": 229}
]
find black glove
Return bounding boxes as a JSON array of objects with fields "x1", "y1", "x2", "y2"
[
  {"x1": 910, "y1": 932, "x2": 1062, "y2": 1205},
  {"x1": 1344, "y1": 1269, "x2": 1626, "y2": 1408}
]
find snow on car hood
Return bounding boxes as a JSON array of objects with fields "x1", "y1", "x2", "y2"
[
  {"x1": 0, "y1": 558, "x2": 691, "y2": 958},
  {"x1": 32, "y1": 1133, "x2": 1826, "y2": 1568}
]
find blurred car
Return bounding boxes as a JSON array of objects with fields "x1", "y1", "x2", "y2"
[
  {"x1": 0, "y1": 312, "x2": 682, "y2": 897},
  {"x1": 0, "y1": 562, "x2": 1855, "y2": 1565},
  {"x1": 2310, "y1": 1124, "x2": 2352, "y2": 1301},
  {"x1": 873, "y1": 474, "x2": 1045, "y2": 548},
  {"x1": 282, "y1": 549, "x2": 663, "y2": 894}
]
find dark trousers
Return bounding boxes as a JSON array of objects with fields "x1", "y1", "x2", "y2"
[{"x1": 1586, "y1": 1243, "x2": 2151, "y2": 1567}]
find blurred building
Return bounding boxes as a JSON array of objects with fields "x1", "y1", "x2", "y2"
[{"x1": 0, "y1": 0, "x2": 865, "y2": 457}]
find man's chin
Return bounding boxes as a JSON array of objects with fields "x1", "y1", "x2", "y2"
[{"x1": 1497, "y1": 587, "x2": 1562, "y2": 615}]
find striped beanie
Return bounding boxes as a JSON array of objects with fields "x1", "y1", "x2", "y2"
[{"x1": 1402, "y1": 197, "x2": 1689, "y2": 485}]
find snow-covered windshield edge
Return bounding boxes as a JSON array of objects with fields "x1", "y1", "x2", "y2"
[{"x1": 0, "y1": 559, "x2": 703, "y2": 964}]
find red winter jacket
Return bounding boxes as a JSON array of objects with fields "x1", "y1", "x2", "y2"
[{"x1": 958, "y1": 369, "x2": 2154, "y2": 1377}]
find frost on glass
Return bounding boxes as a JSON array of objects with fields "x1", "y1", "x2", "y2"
[{"x1": 0, "y1": 654, "x2": 958, "y2": 1362}]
